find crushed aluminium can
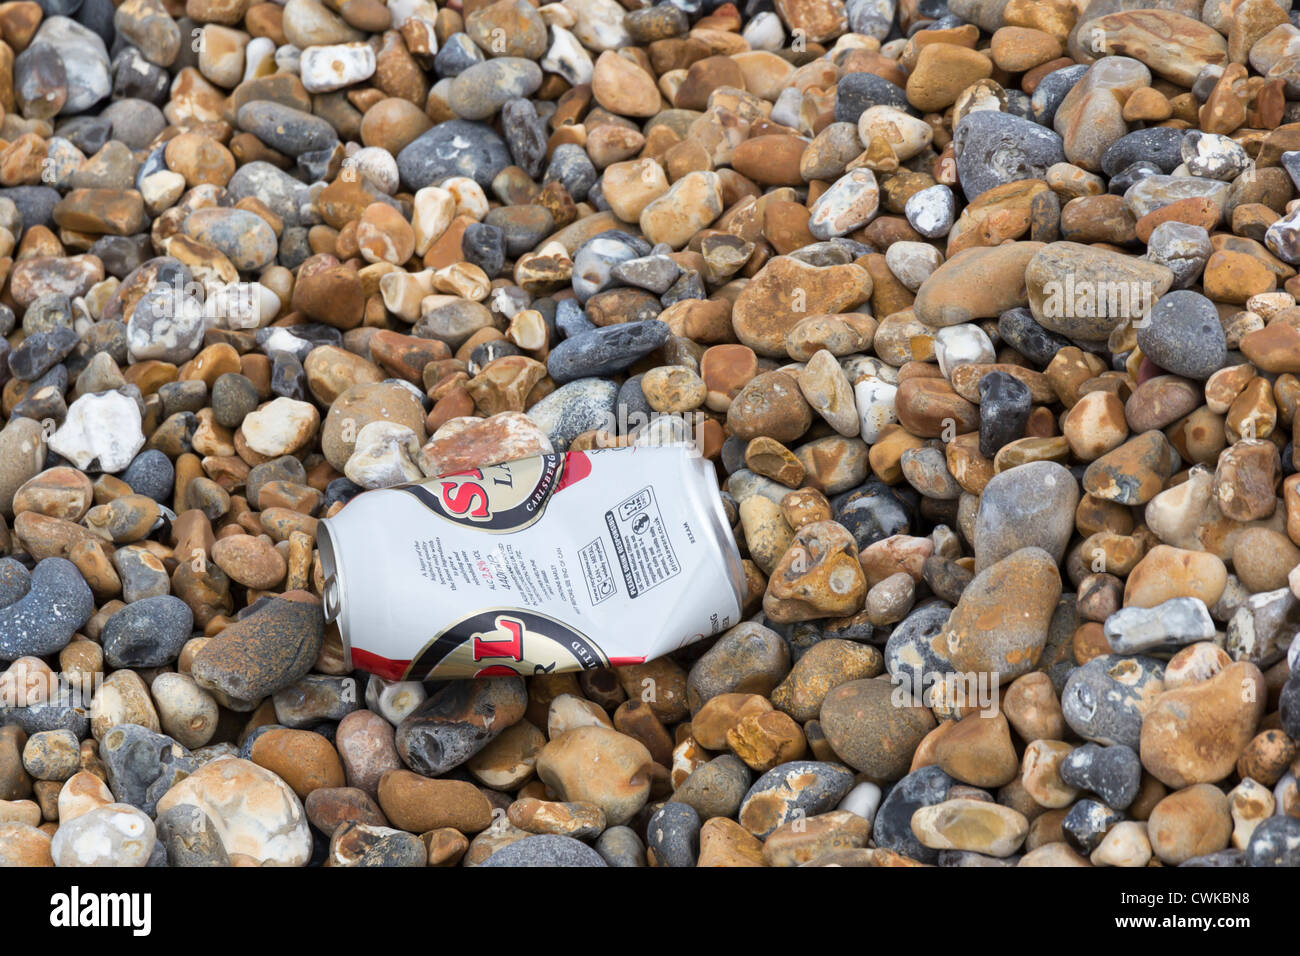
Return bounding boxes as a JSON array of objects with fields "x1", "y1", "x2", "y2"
[{"x1": 317, "y1": 445, "x2": 746, "y2": 681}]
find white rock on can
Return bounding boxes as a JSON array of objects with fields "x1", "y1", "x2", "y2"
[{"x1": 318, "y1": 446, "x2": 746, "y2": 681}]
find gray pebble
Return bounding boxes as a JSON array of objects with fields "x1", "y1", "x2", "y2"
[
  {"x1": 1061, "y1": 654, "x2": 1165, "y2": 750},
  {"x1": 0, "y1": 557, "x2": 94, "y2": 661},
  {"x1": 525, "y1": 377, "x2": 618, "y2": 450},
  {"x1": 594, "y1": 825, "x2": 645, "y2": 866},
  {"x1": 479, "y1": 834, "x2": 608, "y2": 867},
  {"x1": 102, "y1": 595, "x2": 194, "y2": 668},
  {"x1": 1135, "y1": 290, "x2": 1226, "y2": 379},
  {"x1": 646, "y1": 801, "x2": 700, "y2": 867}
]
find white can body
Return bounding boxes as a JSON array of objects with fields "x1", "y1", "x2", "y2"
[{"x1": 318, "y1": 446, "x2": 746, "y2": 681}]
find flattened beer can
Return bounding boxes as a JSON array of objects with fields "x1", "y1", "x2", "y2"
[{"x1": 317, "y1": 446, "x2": 746, "y2": 681}]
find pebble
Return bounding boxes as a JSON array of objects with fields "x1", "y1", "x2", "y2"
[
  {"x1": 478, "y1": 834, "x2": 607, "y2": 867},
  {"x1": 0, "y1": 0, "x2": 1282, "y2": 878},
  {"x1": 51, "y1": 803, "x2": 156, "y2": 866},
  {"x1": 155, "y1": 757, "x2": 311, "y2": 866}
]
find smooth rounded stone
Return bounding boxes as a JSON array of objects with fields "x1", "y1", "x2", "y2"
[
  {"x1": 448, "y1": 58, "x2": 542, "y2": 121},
  {"x1": 646, "y1": 801, "x2": 701, "y2": 868},
  {"x1": 834, "y1": 71, "x2": 911, "y2": 123},
  {"x1": 594, "y1": 826, "x2": 645, "y2": 867},
  {"x1": 0, "y1": 821, "x2": 53, "y2": 866},
  {"x1": 190, "y1": 596, "x2": 323, "y2": 703},
  {"x1": 905, "y1": 184, "x2": 956, "y2": 239},
  {"x1": 24, "y1": 293, "x2": 74, "y2": 335},
  {"x1": 375, "y1": 769, "x2": 490, "y2": 833},
  {"x1": 686, "y1": 621, "x2": 791, "y2": 712},
  {"x1": 572, "y1": 234, "x2": 644, "y2": 302},
  {"x1": 1088, "y1": 818, "x2": 1152, "y2": 867},
  {"x1": 458, "y1": 223, "x2": 504, "y2": 277},
  {"x1": 100, "y1": 724, "x2": 193, "y2": 816},
  {"x1": 819, "y1": 677, "x2": 935, "y2": 781},
  {"x1": 1140, "y1": 661, "x2": 1264, "y2": 789},
  {"x1": 303, "y1": 787, "x2": 387, "y2": 837},
  {"x1": 397, "y1": 120, "x2": 512, "y2": 190},
  {"x1": 769, "y1": 638, "x2": 881, "y2": 723},
  {"x1": 545, "y1": 144, "x2": 597, "y2": 203},
  {"x1": 1147, "y1": 784, "x2": 1232, "y2": 865},
  {"x1": 333, "y1": 711, "x2": 400, "y2": 796},
  {"x1": 1062, "y1": 654, "x2": 1166, "y2": 750},
  {"x1": 976, "y1": 371, "x2": 1031, "y2": 457},
  {"x1": 737, "y1": 760, "x2": 856, "y2": 840},
  {"x1": 997, "y1": 307, "x2": 1072, "y2": 368},
  {"x1": 183, "y1": 208, "x2": 278, "y2": 272},
  {"x1": 432, "y1": 30, "x2": 483, "y2": 78},
  {"x1": 326, "y1": 821, "x2": 423, "y2": 867},
  {"x1": 936, "y1": 547, "x2": 1060, "y2": 683},
  {"x1": 973, "y1": 462, "x2": 1077, "y2": 571},
  {"x1": 524, "y1": 378, "x2": 618, "y2": 451},
  {"x1": 478, "y1": 834, "x2": 608, "y2": 867},
  {"x1": 537, "y1": 725, "x2": 653, "y2": 826},
  {"x1": 22, "y1": 729, "x2": 80, "y2": 782},
  {"x1": 1266, "y1": 207, "x2": 1300, "y2": 265},
  {"x1": 1124, "y1": 174, "x2": 1229, "y2": 223},
  {"x1": 0, "y1": 419, "x2": 46, "y2": 514},
  {"x1": 1103, "y1": 598, "x2": 1215, "y2": 655},
  {"x1": 154, "y1": 804, "x2": 230, "y2": 867},
  {"x1": 9, "y1": 326, "x2": 78, "y2": 381},
  {"x1": 808, "y1": 169, "x2": 880, "y2": 241},
  {"x1": 119, "y1": 450, "x2": 174, "y2": 502},
  {"x1": 1083, "y1": 431, "x2": 1180, "y2": 506},
  {"x1": 547, "y1": 320, "x2": 671, "y2": 385},
  {"x1": 358, "y1": 679, "x2": 422, "y2": 730},
  {"x1": 226, "y1": 163, "x2": 309, "y2": 228},
  {"x1": 934, "y1": 325, "x2": 995, "y2": 380},
  {"x1": 1147, "y1": 221, "x2": 1212, "y2": 290},
  {"x1": 0, "y1": 186, "x2": 56, "y2": 234},
  {"x1": 30, "y1": 16, "x2": 110, "y2": 114},
  {"x1": 1059, "y1": 743, "x2": 1141, "y2": 810},
  {"x1": 49, "y1": 390, "x2": 145, "y2": 473},
  {"x1": 271, "y1": 676, "x2": 358, "y2": 729},
  {"x1": 1136, "y1": 290, "x2": 1227, "y2": 380},
  {"x1": 51, "y1": 802, "x2": 156, "y2": 866},
  {"x1": 912, "y1": 242, "x2": 1042, "y2": 329},
  {"x1": 297, "y1": 42, "x2": 375, "y2": 94},
  {"x1": 15, "y1": 38, "x2": 69, "y2": 120},
  {"x1": 1062, "y1": 798, "x2": 1124, "y2": 854},
  {"x1": 0, "y1": 558, "x2": 94, "y2": 660},
  {"x1": 832, "y1": 479, "x2": 913, "y2": 550},
  {"x1": 1100, "y1": 127, "x2": 1185, "y2": 178},
  {"x1": 0, "y1": 688, "x2": 91, "y2": 738},
  {"x1": 672, "y1": 754, "x2": 752, "y2": 820},
  {"x1": 151, "y1": 673, "x2": 218, "y2": 750},
  {"x1": 236, "y1": 102, "x2": 338, "y2": 158},
  {"x1": 1182, "y1": 130, "x2": 1249, "y2": 181},
  {"x1": 155, "y1": 757, "x2": 311, "y2": 866},
  {"x1": 395, "y1": 677, "x2": 527, "y2": 776},
  {"x1": 883, "y1": 599, "x2": 953, "y2": 689},
  {"x1": 101, "y1": 596, "x2": 194, "y2": 668},
  {"x1": 911, "y1": 798, "x2": 1029, "y2": 858},
  {"x1": 344, "y1": 422, "x2": 422, "y2": 489},
  {"x1": 1244, "y1": 815, "x2": 1300, "y2": 866},
  {"x1": 953, "y1": 110, "x2": 1065, "y2": 202}
]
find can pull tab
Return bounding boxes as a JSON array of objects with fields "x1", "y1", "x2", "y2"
[{"x1": 323, "y1": 572, "x2": 340, "y2": 623}]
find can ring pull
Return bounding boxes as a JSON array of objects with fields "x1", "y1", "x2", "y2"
[{"x1": 323, "y1": 572, "x2": 340, "y2": 623}]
